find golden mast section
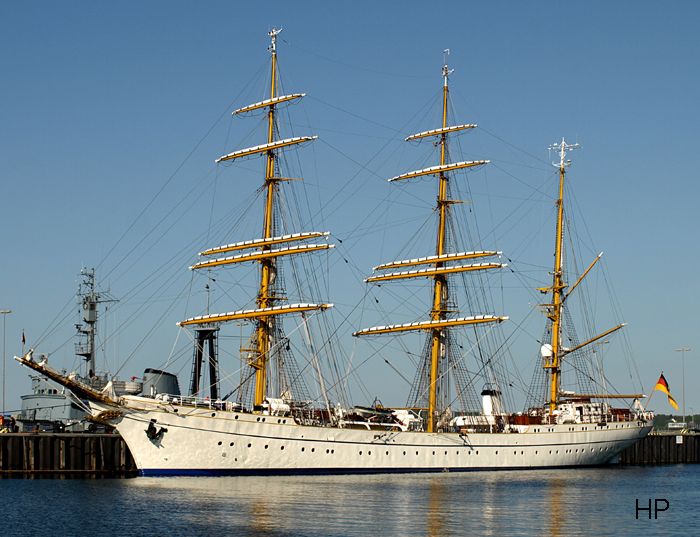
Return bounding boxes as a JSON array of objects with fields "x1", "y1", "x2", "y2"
[
  {"x1": 182, "y1": 27, "x2": 333, "y2": 408},
  {"x1": 355, "y1": 53, "x2": 505, "y2": 433}
]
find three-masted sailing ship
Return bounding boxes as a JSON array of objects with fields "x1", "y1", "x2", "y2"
[{"x1": 17, "y1": 30, "x2": 653, "y2": 476}]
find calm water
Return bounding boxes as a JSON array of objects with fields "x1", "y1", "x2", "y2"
[{"x1": 3, "y1": 465, "x2": 698, "y2": 536}]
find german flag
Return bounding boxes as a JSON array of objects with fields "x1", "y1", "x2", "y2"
[{"x1": 653, "y1": 372, "x2": 679, "y2": 410}]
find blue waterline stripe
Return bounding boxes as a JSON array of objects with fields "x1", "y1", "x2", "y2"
[{"x1": 140, "y1": 462, "x2": 612, "y2": 477}]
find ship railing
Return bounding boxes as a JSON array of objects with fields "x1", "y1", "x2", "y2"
[{"x1": 153, "y1": 394, "x2": 243, "y2": 412}]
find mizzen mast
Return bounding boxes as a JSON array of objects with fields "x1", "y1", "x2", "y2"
[{"x1": 543, "y1": 138, "x2": 578, "y2": 414}]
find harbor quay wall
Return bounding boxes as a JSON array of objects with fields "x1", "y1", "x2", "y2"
[
  {"x1": 619, "y1": 432, "x2": 700, "y2": 466},
  {"x1": 0, "y1": 433, "x2": 137, "y2": 478}
]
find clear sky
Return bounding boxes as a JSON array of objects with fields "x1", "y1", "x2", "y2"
[{"x1": 2, "y1": 1, "x2": 699, "y2": 418}]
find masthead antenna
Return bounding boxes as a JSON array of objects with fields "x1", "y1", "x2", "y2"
[
  {"x1": 549, "y1": 137, "x2": 579, "y2": 170},
  {"x1": 442, "y1": 49, "x2": 454, "y2": 86},
  {"x1": 269, "y1": 26, "x2": 282, "y2": 54}
]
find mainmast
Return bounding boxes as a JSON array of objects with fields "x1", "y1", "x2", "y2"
[
  {"x1": 543, "y1": 138, "x2": 577, "y2": 414},
  {"x1": 428, "y1": 53, "x2": 455, "y2": 433},
  {"x1": 354, "y1": 52, "x2": 507, "y2": 433}
]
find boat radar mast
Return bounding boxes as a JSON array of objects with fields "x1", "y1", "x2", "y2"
[{"x1": 74, "y1": 268, "x2": 118, "y2": 379}]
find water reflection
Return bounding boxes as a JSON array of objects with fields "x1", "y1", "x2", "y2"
[{"x1": 4, "y1": 466, "x2": 698, "y2": 537}]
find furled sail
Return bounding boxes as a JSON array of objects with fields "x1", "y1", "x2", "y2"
[
  {"x1": 200, "y1": 232, "x2": 330, "y2": 257},
  {"x1": 388, "y1": 160, "x2": 489, "y2": 182},
  {"x1": 216, "y1": 136, "x2": 317, "y2": 163},
  {"x1": 405, "y1": 124, "x2": 476, "y2": 141},
  {"x1": 178, "y1": 303, "x2": 333, "y2": 327},
  {"x1": 354, "y1": 315, "x2": 508, "y2": 337},
  {"x1": 232, "y1": 94, "x2": 305, "y2": 115},
  {"x1": 191, "y1": 244, "x2": 334, "y2": 270}
]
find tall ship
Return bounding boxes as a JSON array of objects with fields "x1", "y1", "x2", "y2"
[{"x1": 16, "y1": 30, "x2": 653, "y2": 475}]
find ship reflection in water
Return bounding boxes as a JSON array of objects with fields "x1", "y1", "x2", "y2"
[{"x1": 4, "y1": 467, "x2": 697, "y2": 536}]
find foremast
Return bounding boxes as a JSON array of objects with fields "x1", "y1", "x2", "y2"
[
  {"x1": 355, "y1": 53, "x2": 507, "y2": 433},
  {"x1": 179, "y1": 28, "x2": 333, "y2": 408},
  {"x1": 256, "y1": 27, "x2": 281, "y2": 407}
]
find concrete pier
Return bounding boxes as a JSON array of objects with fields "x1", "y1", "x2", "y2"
[{"x1": 0, "y1": 433, "x2": 137, "y2": 478}]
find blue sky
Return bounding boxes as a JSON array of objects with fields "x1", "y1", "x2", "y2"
[{"x1": 2, "y1": 2, "x2": 699, "y2": 417}]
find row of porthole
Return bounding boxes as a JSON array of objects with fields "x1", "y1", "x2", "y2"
[
  {"x1": 215, "y1": 442, "x2": 613, "y2": 456},
  {"x1": 222, "y1": 415, "x2": 288, "y2": 424}
]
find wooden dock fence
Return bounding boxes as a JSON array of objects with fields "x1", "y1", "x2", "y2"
[
  {"x1": 0, "y1": 433, "x2": 137, "y2": 478},
  {"x1": 619, "y1": 432, "x2": 699, "y2": 465}
]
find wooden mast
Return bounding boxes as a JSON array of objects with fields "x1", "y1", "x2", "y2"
[
  {"x1": 186, "y1": 29, "x2": 331, "y2": 408},
  {"x1": 545, "y1": 138, "x2": 577, "y2": 415},
  {"x1": 427, "y1": 55, "x2": 453, "y2": 433},
  {"x1": 254, "y1": 27, "x2": 282, "y2": 406},
  {"x1": 354, "y1": 52, "x2": 507, "y2": 432}
]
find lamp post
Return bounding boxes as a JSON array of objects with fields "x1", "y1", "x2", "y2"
[
  {"x1": 676, "y1": 348, "x2": 690, "y2": 424},
  {"x1": 0, "y1": 310, "x2": 11, "y2": 418}
]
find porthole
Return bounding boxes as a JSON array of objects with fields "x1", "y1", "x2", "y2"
[
  {"x1": 326, "y1": 449, "x2": 330, "y2": 454},
  {"x1": 218, "y1": 441, "x2": 222, "y2": 446},
  {"x1": 495, "y1": 451, "x2": 498, "y2": 455},
  {"x1": 359, "y1": 451, "x2": 363, "y2": 455},
  {"x1": 403, "y1": 451, "x2": 406, "y2": 456},
  {"x1": 432, "y1": 451, "x2": 435, "y2": 456},
  {"x1": 262, "y1": 418, "x2": 266, "y2": 422},
  {"x1": 521, "y1": 451, "x2": 524, "y2": 455},
  {"x1": 456, "y1": 451, "x2": 459, "y2": 455},
  {"x1": 280, "y1": 446, "x2": 284, "y2": 450},
  {"x1": 235, "y1": 415, "x2": 238, "y2": 420},
  {"x1": 301, "y1": 447, "x2": 305, "y2": 452},
  {"x1": 331, "y1": 450, "x2": 334, "y2": 454},
  {"x1": 248, "y1": 443, "x2": 252, "y2": 448},
  {"x1": 283, "y1": 420, "x2": 286, "y2": 424},
  {"x1": 386, "y1": 451, "x2": 389, "y2": 456},
  {"x1": 230, "y1": 442, "x2": 234, "y2": 447},
  {"x1": 556, "y1": 450, "x2": 559, "y2": 454},
  {"x1": 514, "y1": 451, "x2": 517, "y2": 455},
  {"x1": 264, "y1": 445, "x2": 268, "y2": 449},
  {"x1": 535, "y1": 450, "x2": 538, "y2": 455},
  {"x1": 416, "y1": 451, "x2": 419, "y2": 456},
  {"x1": 212, "y1": 413, "x2": 216, "y2": 417},
  {"x1": 256, "y1": 417, "x2": 260, "y2": 422},
  {"x1": 368, "y1": 451, "x2": 371, "y2": 455},
  {"x1": 311, "y1": 448, "x2": 315, "y2": 453},
  {"x1": 278, "y1": 419, "x2": 281, "y2": 423},
  {"x1": 476, "y1": 451, "x2": 479, "y2": 455},
  {"x1": 444, "y1": 451, "x2": 448, "y2": 456}
]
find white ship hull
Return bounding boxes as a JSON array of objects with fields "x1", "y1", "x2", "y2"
[{"x1": 93, "y1": 397, "x2": 652, "y2": 476}]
